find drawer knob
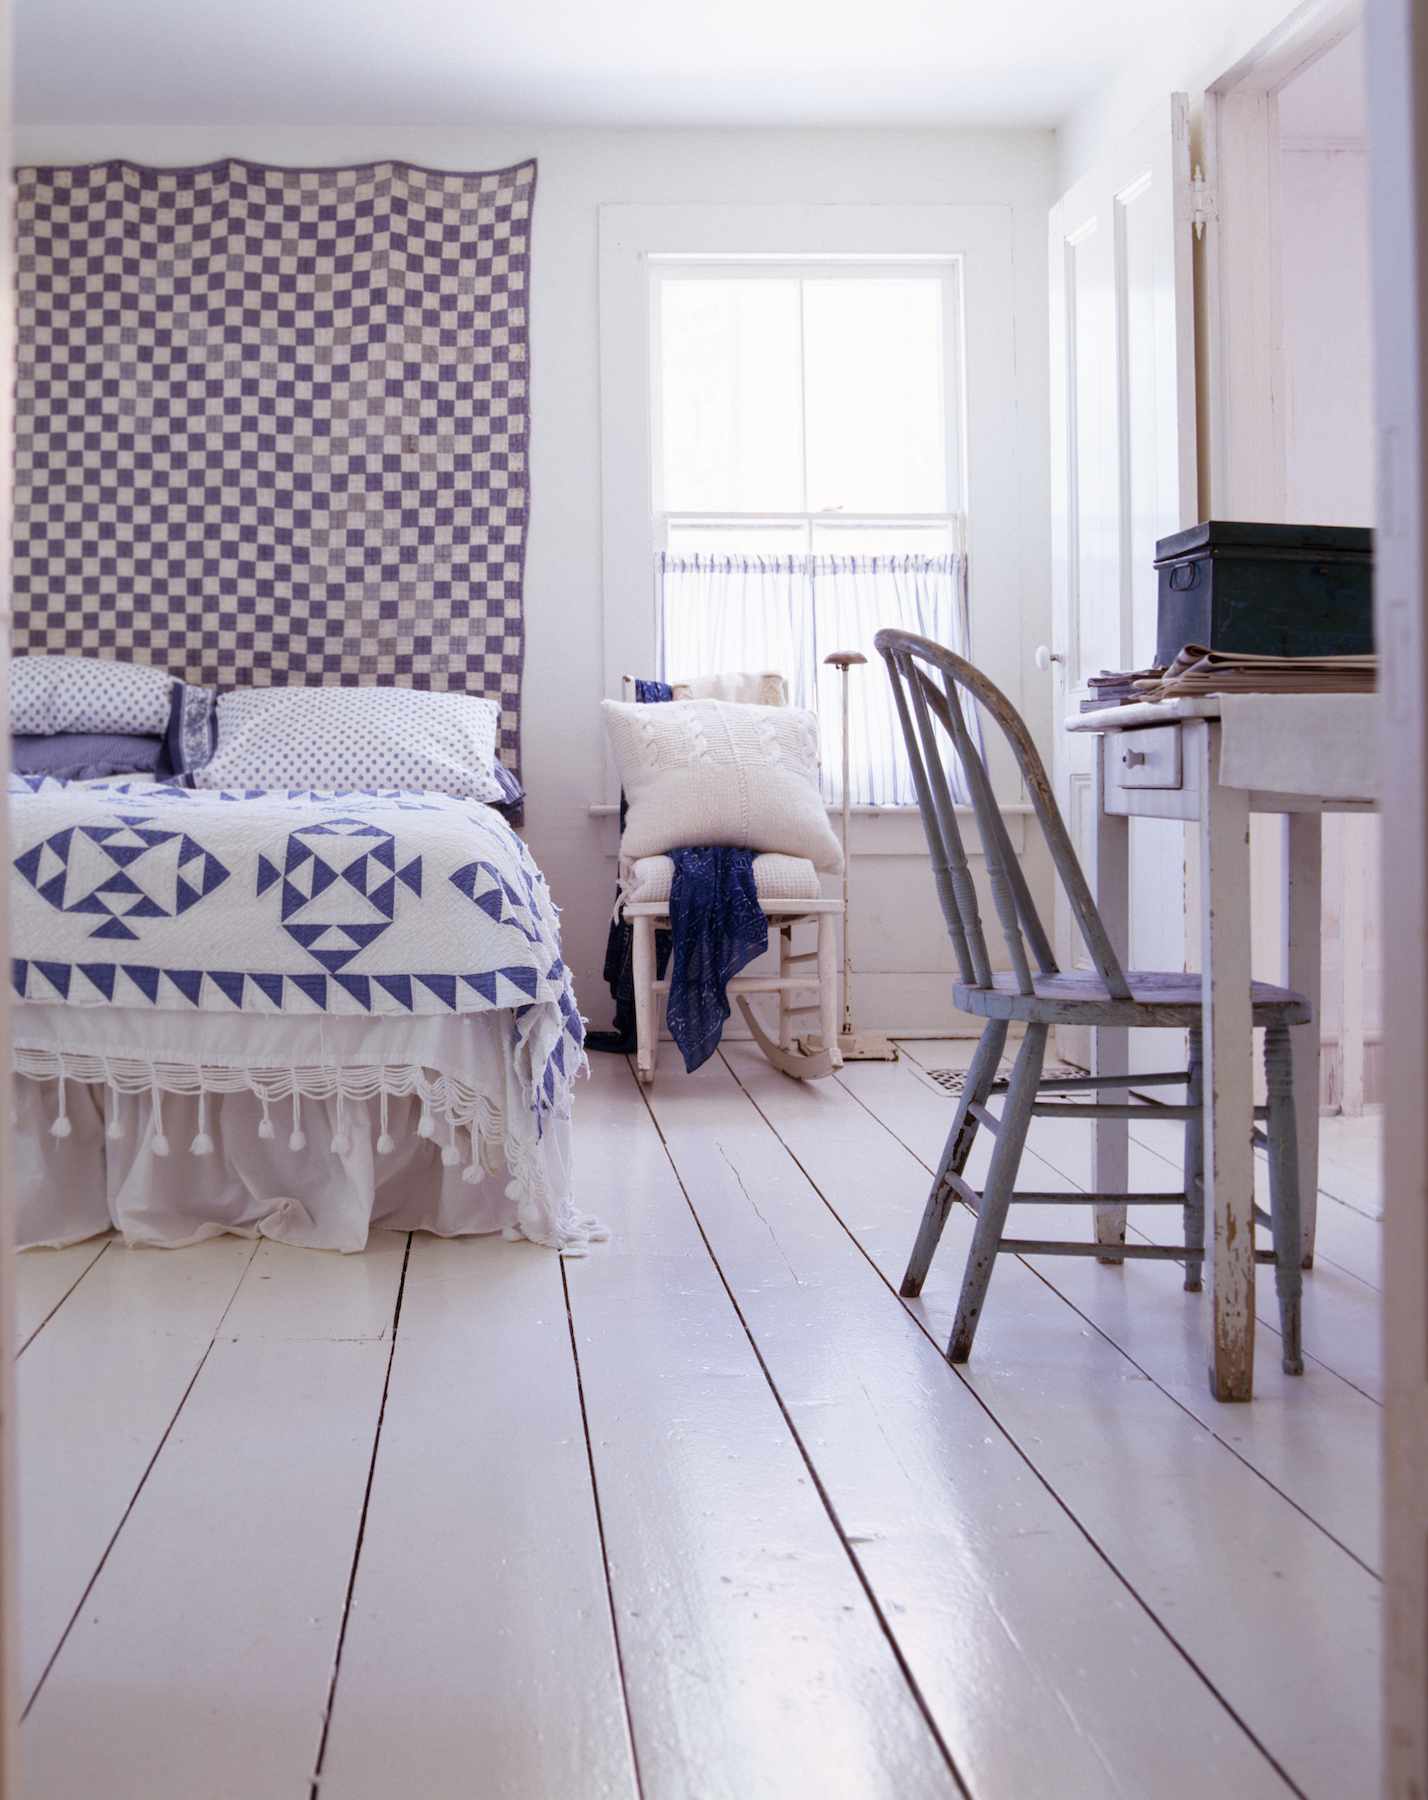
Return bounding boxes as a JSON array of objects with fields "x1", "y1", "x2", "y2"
[{"x1": 1123, "y1": 748, "x2": 1148, "y2": 767}]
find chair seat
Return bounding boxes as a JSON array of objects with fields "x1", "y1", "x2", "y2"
[
  {"x1": 953, "y1": 968, "x2": 1312, "y2": 1026},
  {"x1": 623, "y1": 851, "x2": 824, "y2": 907}
]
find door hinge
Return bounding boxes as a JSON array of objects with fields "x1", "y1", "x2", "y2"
[{"x1": 1190, "y1": 165, "x2": 1218, "y2": 241}]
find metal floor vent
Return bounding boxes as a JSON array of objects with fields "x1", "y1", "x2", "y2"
[{"x1": 924, "y1": 1062, "x2": 1086, "y2": 1097}]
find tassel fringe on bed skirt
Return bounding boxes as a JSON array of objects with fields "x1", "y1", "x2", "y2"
[{"x1": 11, "y1": 1047, "x2": 605, "y2": 1254}]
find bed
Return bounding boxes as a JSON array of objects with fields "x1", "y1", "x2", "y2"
[{"x1": 6, "y1": 671, "x2": 595, "y2": 1255}]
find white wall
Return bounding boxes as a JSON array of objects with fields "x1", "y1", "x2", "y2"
[
  {"x1": 1055, "y1": 0, "x2": 1335, "y2": 189},
  {"x1": 1277, "y1": 92, "x2": 1380, "y2": 1106},
  {"x1": 1280, "y1": 152, "x2": 1372, "y2": 524},
  {"x1": 14, "y1": 124, "x2": 1056, "y2": 1032}
]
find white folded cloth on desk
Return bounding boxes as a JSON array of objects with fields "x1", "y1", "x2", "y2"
[{"x1": 1217, "y1": 693, "x2": 1380, "y2": 800}]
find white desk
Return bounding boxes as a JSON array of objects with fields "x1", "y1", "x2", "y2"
[{"x1": 1067, "y1": 694, "x2": 1378, "y2": 1401}]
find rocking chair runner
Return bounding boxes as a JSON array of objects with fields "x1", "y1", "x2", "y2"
[{"x1": 875, "y1": 628, "x2": 1309, "y2": 1377}]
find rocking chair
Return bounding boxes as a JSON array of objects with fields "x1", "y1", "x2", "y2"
[
  {"x1": 876, "y1": 628, "x2": 1309, "y2": 1376},
  {"x1": 616, "y1": 672, "x2": 843, "y2": 1085}
]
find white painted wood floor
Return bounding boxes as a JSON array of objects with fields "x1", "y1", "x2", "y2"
[{"x1": 13, "y1": 1041, "x2": 1382, "y2": 1799}]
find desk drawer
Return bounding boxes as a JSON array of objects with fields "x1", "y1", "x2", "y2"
[{"x1": 1109, "y1": 725, "x2": 1182, "y2": 790}]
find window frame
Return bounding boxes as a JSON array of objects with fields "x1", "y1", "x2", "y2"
[
  {"x1": 650, "y1": 256, "x2": 967, "y2": 556},
  {"x1": 598, "y1": 202, "x2": 1024, "y2": 810}
]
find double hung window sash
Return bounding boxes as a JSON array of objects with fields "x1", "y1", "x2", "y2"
[{"x1": 652, "y1": 261, "x2": 974, "y2": 806}]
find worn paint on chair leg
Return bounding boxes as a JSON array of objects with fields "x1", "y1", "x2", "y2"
[
  {"x1": 1283, "y1": 810, "x2": 1322, "y2": 1268},
  {"x1": 901, "y1": 1020, "x2": 1007, "y2": 1298},
  {"x1": 1263, "y1": 1022, "x2": 1305, "y2": 1375},
  {"x1": 1196, "y1": 721, "x2": 1256, "y2": 1402},
  {"x1": 948, "y1": 1024, "x2": 1047, "y2": 1362},
  {"x1": 1183, "y1": 1027, "x2": 1205, "y2": 1292}
]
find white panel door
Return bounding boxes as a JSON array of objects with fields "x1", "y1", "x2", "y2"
[{"x1": 1047, "y1": 95, "x2": 1198, "y2": 1066}]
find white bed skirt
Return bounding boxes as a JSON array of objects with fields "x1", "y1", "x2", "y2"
[{"x1": 10, "y1": 1005, "x2": 597, "y2": 1254}]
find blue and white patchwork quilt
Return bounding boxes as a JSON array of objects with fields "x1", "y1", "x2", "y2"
[{"x1": 7, "y1": 777, "x2": 584, "y2": 1119}]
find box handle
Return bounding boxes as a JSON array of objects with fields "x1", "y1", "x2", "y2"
[{"x1": 1168, "y1": 563, "x2": 1200, "y2": 592}]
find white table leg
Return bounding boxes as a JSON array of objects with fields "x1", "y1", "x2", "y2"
[
  {"x1": 1196, "y1": 722, "x2": 1255, "y2": 1401},
  {"x1": 1090, "y1": 736, "x2": 1130, "y2": 1256},
  {"x1": 1282, "y1": 810, "x2": 1322, "y2": 1268}
]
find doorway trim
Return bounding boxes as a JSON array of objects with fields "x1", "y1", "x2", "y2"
[{"x1": 1198, "y1": 0, "x2": 1364, "y2": 520}]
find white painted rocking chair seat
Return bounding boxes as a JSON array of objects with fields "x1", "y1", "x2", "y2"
[
  {"x1": 623, "y1": 851, "x2": 824, "y2": 907},
  {"x1": 954, "y1": 968, "x2": 1313, "y2": 1026}
]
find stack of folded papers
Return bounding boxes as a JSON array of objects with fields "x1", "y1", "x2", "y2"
[
  {"x1": 1132, "y1": 644, "x2": 1378, "y2": 701},
  {"x1": 1079, "y1": 667, "x2": 1165, "y2": 711}
]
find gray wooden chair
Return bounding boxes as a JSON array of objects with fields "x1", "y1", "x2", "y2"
[{"x1": 875, "y1": 628, "x2": 1309, "y2": 1376}]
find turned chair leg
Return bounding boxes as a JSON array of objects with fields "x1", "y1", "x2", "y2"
[
  {"x1": 631, "y1": 914, "x2": 657, "y2": 1086},
  {"x1": 1182, "y1": 1026, "x2": 1205, "y2": 1292},
  {"x1": 1263, "y1": 1022, "x2": 1305, "y2": 1375},
  {"x1": 948, "y1": 1024, "x2": 1047, "y2": 1363},
  {"x1": 901, "y1": 1019, "x2": 1007, "y2": 1298}
]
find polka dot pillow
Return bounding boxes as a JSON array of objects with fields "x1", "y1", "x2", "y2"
[
  {"x1": 10, "y1": 655, "x2": 176, "y2": 736},
  {"x1": 194, "y1": 685, "x2": 506, "y2": 803}
]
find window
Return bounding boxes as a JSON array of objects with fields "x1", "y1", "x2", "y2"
[{"x1": 649, "y1": 260, "x2": 972, "y2": 804}]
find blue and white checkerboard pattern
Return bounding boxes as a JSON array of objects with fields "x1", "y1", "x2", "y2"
[{"x1": 12, "y1": 157, "x2": 534, "y2": 782}]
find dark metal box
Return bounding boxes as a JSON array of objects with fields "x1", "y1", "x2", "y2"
[{"x1": 1153, "y1": 520, "x2": 1373, "y2": 667}]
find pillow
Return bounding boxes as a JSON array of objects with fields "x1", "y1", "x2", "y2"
[
  {"x1": 602, "y1": 697, "x2": 843, "y2": 871},
  {"x1": 11, "y1": 732, "x2": 165, "y2": 780},
  {"x1": 194, "y1": 685, "x2": 505, "y2": 802},
  {"x1": 10, "y1": 655, "x2": 176, "y2": 736}
]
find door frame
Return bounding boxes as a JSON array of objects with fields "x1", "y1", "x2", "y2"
[
  {"x1": 1199, "y1": 0, "x2": 1364, "y2": 520},
  {"x1": 1197, "y1": 0, "x2": 1375, "y2": 1118},
  {"x1": 1366, "y1": 2, "x2": 1428, "y2": 1789}
]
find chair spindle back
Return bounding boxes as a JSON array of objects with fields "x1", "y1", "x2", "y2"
[{"x1": 876, "y1": 628, "x2": 1132, "y2": 1002}]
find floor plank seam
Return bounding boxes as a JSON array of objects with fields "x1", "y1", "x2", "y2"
[
  {"x1": 559, "y1": 1253, "x2": 648, "y2": 1800},
  {"x1": 880, "y1": 1055, "x2": 1382, "y2": 1397},
  {"x1": 631, "y1": 1058, "x2": 971, "y2": 1800},
  {"x1": 835, "y1": 1065, "x2": 1383, "y2": 1571},
  {"x1": 16, "y1": 1239, "x2": 112, "y2": 1359},
  {"x1": 307, "y1": 1231, "x2": 414, "y2": 1798},
  {"x1": 21, "y1": 1236, "x2": 264, "y2": 1721},
  {"x1": 842, "y1": 1065, "x2": 1390, "y2": 1576},
  {"x1": 1123, "y1": 1123, "x2": 1382, "y2": 1297},
  {"x1": 720, "y1": 1054, "x2": 1307, "y2": 1799}
]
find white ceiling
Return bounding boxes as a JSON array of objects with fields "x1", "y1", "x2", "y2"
[{"x1": 17, "y1": 0, "x2": 1189, "y2": 130}]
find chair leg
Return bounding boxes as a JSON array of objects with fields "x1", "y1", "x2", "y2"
[
  {"x1": 1263, "y1": 1022, "x2": 1305, "y2": 1375},
  {"x1": 778, "y1": 926, "x2": 795, "y2": 1051},
  {"x1": 1182, "y1": 1026, "x2": 1205, "y2": 1292},
  {"x1": 816, "y1": 910, "x2": 842, "y2": 1069},
  {"x1": 631, "y1": 915, "x2": 657, "y2": 1086},
  {"x1": 948, "y1": 1024, "x2": 1047, "y2": 1363},
  {"x1": 901, "y1": 1019, "x2": 1007, "y2": 1298}
]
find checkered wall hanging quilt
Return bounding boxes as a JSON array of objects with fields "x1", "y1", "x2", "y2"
[{"x1": 12, "y1": 156, "x2": 535, "y2": 781}]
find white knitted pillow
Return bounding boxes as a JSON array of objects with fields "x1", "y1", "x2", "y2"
[{"x1": 602, "y1": 698, "x2": 843, "y2": 871}]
